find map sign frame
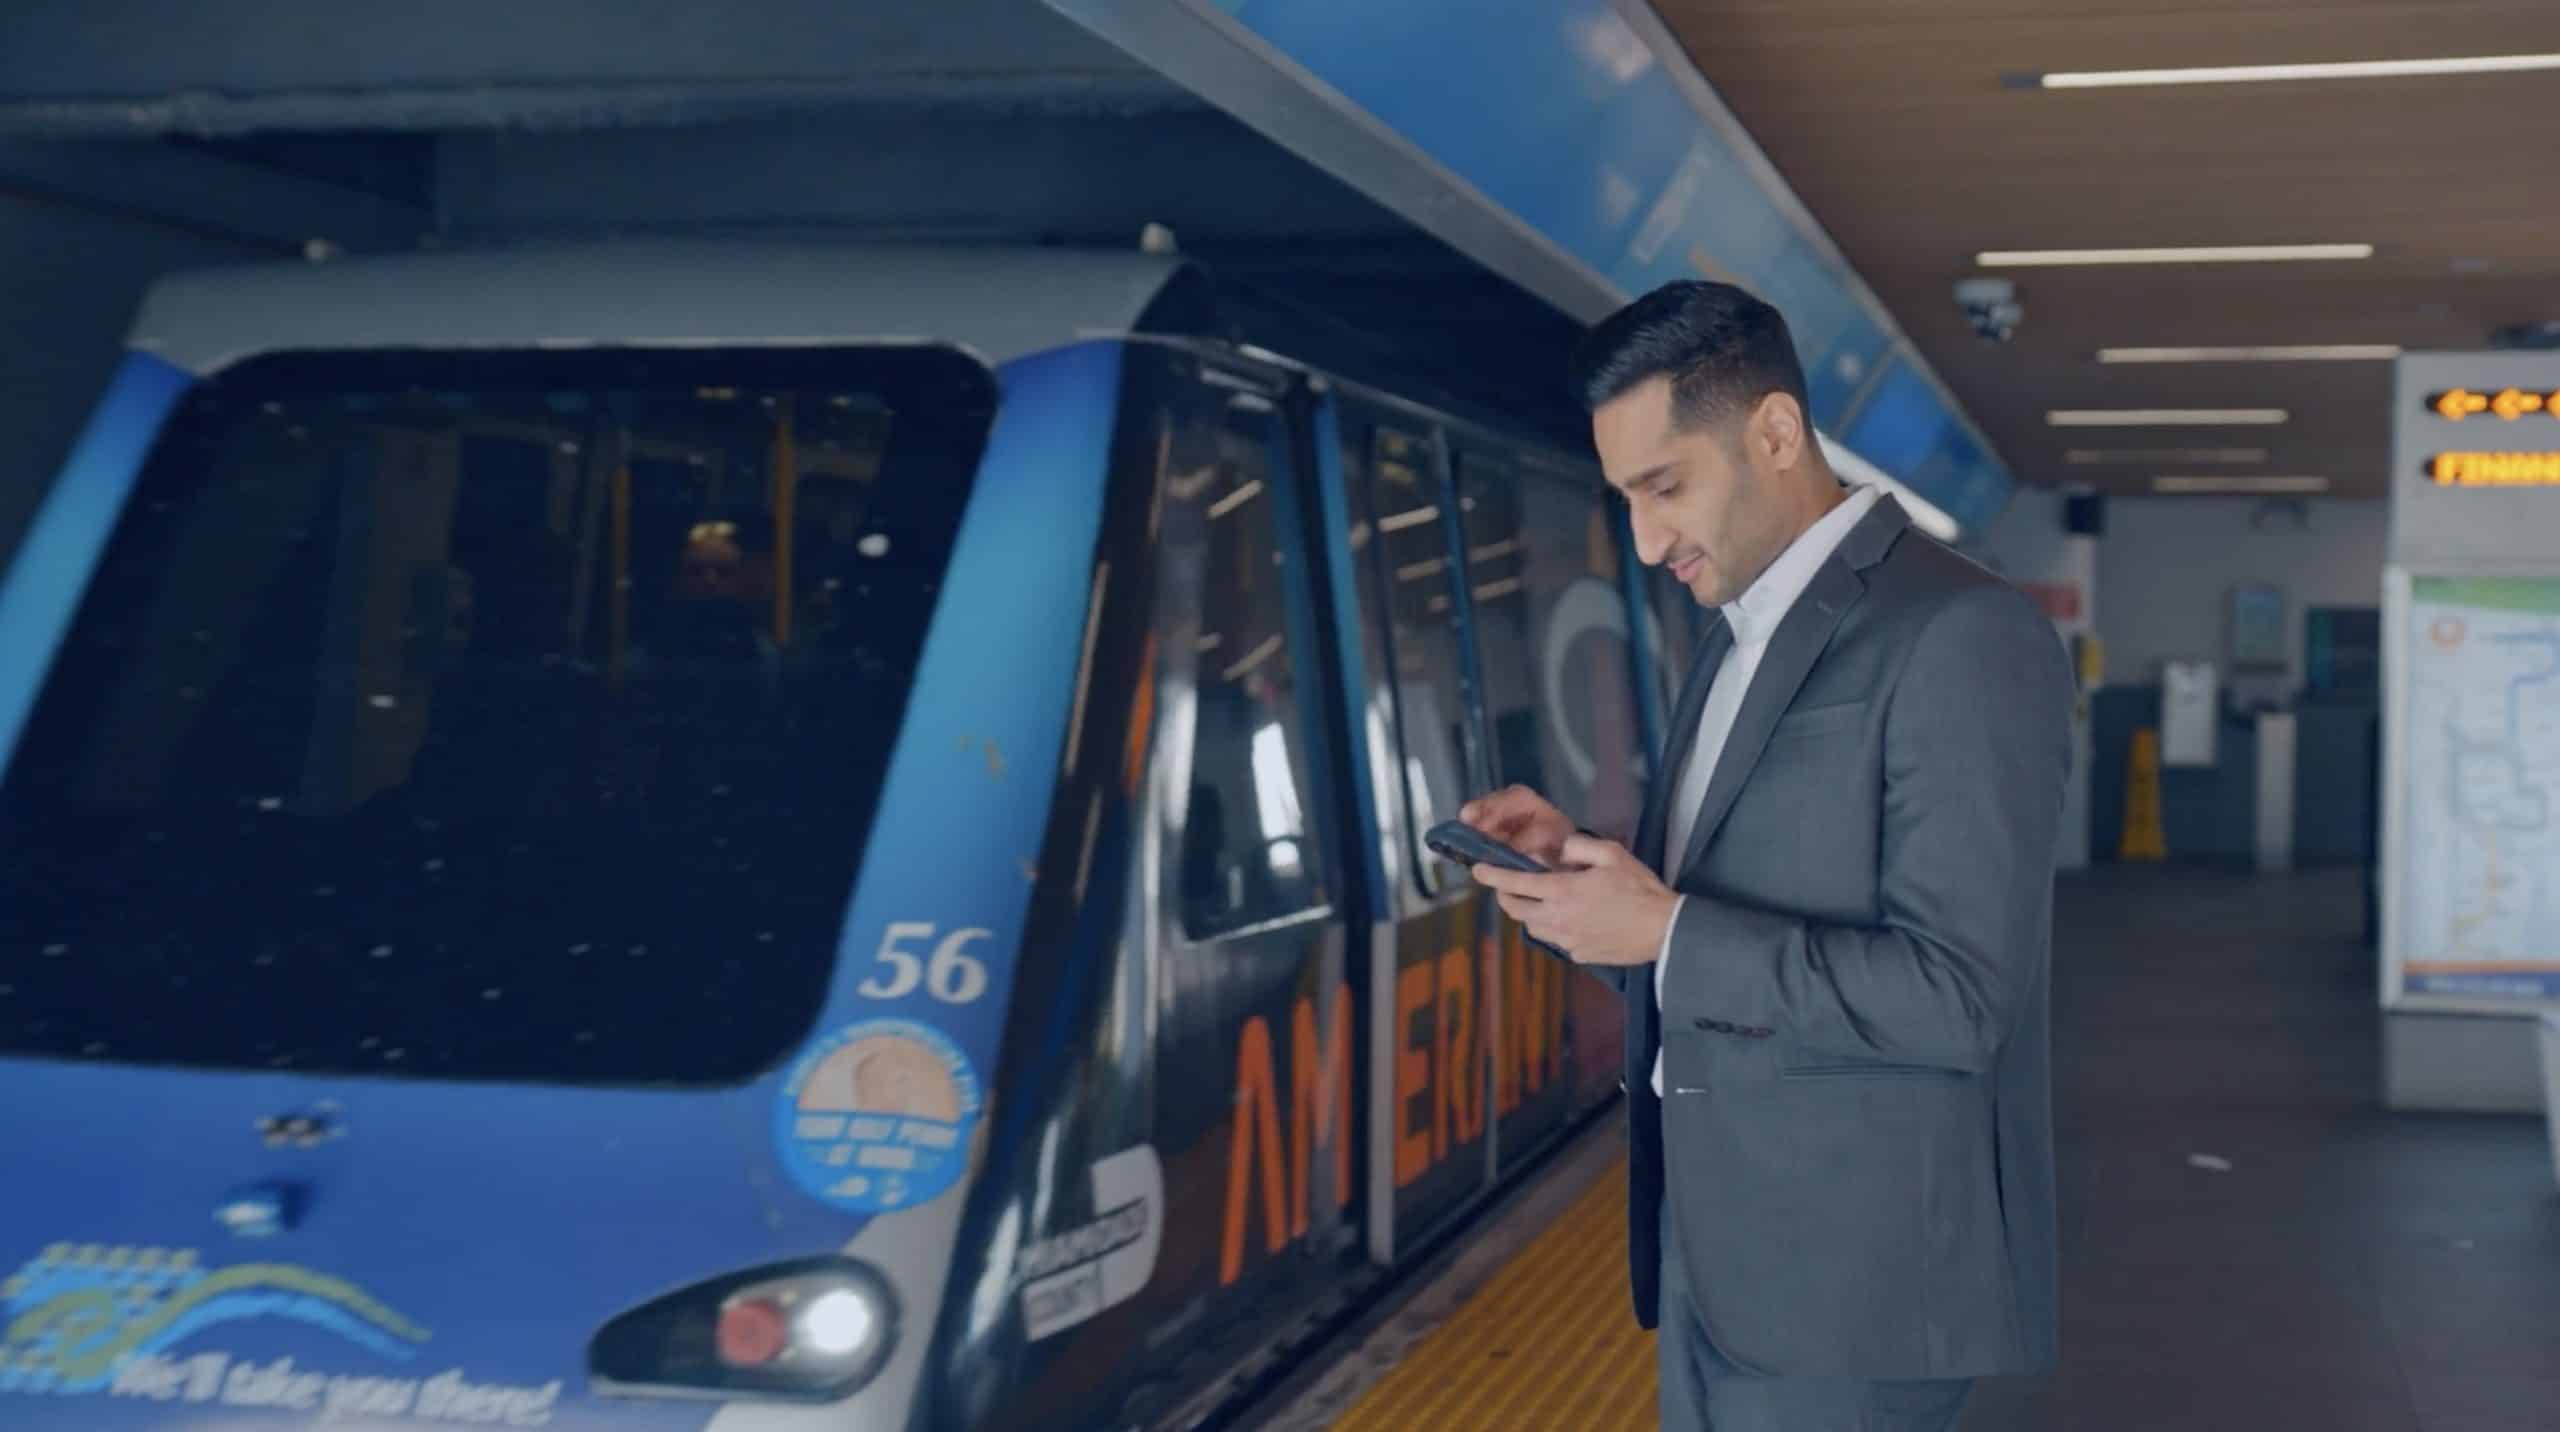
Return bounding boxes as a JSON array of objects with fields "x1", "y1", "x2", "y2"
[{"x1": 2380, "y1": 566, "x2": 2560, "y2": 1012}]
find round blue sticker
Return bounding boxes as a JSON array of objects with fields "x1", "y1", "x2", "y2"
[{"x1": 775, "y1": 1019, "x2": 983, "y2": 1213}]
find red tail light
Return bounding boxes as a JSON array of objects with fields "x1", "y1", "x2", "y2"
[{"x1": 714, "y1": 1296, "x2": 790, "y2": 1368}]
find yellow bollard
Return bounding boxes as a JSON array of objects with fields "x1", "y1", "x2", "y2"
[{"x1": 2119, "y1": 727, "x2": 2167, "y2": 862}]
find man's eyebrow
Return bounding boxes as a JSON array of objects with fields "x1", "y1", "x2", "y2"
[{"x1": 1610, "y1": 461, "x2": 1677, "y2": 493}]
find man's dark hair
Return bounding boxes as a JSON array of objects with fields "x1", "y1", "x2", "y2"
[{"x1": 1566, "y1": 281, "x2": 1810, "y2": 430}]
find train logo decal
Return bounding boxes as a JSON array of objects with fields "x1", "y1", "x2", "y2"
[
  {"x1": 0, "y1": 1244, "x2": 430, "y2": 1396},
  {"x1": 777, "y1": 1017, "x2": 984, "y2": 1213},
  {"x1": 1540, "y1": 576, "x2": 1653, "y2": 795},
  {"x1": 1017, "y1": 1145, "x2": 1164, "y2": 1341},
  {"x1": 0, "y1": 1243, "x2": 557, "y2": 1421}
]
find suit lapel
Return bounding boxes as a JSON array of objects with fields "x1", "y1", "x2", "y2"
[
  {"x1": 1672, "y1": 555, "x2": 1866, "y2": 881},
  {"x1": 1635, "y1": 617, "x2": 1730, "y2": 872}
]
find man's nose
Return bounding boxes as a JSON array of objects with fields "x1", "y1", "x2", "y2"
[{"x1": 1630, "y1": 511, "x2": 1674, "y2": 566}]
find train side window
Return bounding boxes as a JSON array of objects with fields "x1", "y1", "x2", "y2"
[
  {"x1": 1453, "y1": 453, "x2": 1542, "y2": 794},
  {"x1": 1177, "y1": 394, "x2": 1330, "y2": 941},
  {"x1": 1354, "y1": 422, "x2": 1472, "y2": 896},
  {"x1": 1458, "y1": 452, "x2": 1646, "y2": 842}
]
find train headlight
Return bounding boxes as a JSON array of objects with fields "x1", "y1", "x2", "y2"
[
  {"x1": 593, "y1": 1257, "x2": 899, "y2": 1404},
  {"x1": 797, "y1": 1288, "x2": 880, "y2": 1359}
]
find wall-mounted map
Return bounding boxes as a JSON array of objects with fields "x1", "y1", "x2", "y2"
[{"x1": 2399, "y1": 576, "x2": 2560, "y2": 1000}]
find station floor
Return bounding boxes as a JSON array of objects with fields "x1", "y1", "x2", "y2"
[{"x1": 1244, "y1": 867, "x2": 2560, "y2": 1432}]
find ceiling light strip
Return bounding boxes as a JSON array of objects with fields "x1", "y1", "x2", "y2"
[
  {"x1": 2097, "y1": 344, "x2": 2401, "y2": 363},
  {"x1": 2151, "y1": 476, "x2": 2332, "y2": 494},
  {"x1": 2048, "y1": 409, "x2": 2290, "y2": 427},
  {"x1": 2033, "y1": 53, "x2": 2560, "y2": 90},
  {"x1": 2065, "y1": 448, "x2": 2269, "y2": 465},
  {"x1": 1978, "y1": 244, "x2": 2372, "y2": 267}
]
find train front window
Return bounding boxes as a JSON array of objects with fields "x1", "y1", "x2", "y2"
[{"x1": 0, "y1": 348, "x2": 993, "y2": 1084}]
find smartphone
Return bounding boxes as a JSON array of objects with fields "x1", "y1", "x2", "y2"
[
  {"x1": 1422, "y1": 820, "x2": 1549, "y2": 874},
  {"x1": 1424, "y1": 820, "x2": 1573, "y2": 961}
]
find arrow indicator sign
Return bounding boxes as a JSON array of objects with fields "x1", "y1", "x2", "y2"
[{"x1": 2430, "y1": 388, "x2": 2560, "y2": 422}]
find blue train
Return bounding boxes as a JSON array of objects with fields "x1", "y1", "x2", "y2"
[{"x1": 0, "y1": 242, "x2": 1714, "y2": 1430}]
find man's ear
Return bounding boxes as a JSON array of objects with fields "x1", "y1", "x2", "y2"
[{"x1": 1749, "y1": 391, "x2": 1808, "y2": 470}]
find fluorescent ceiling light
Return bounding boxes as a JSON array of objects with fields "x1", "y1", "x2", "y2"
[
  {"x1": 1207, "y1": 478, "x2": 1263, "y2": 519},
  {"x1": 2098, "y1": 344, "x2": 2401, "y2": 364},
  {"x1": 1979, "y1": 244, "x2": 2371, "y2": 267},
  {"x1": 2151, "y1": 475, "x2": 2331, "y2": 494},
  {"x1": 2033, "y1": 53, "x2": 2560, "y2": 90},
  {"x1": 1818, "y1": 433, "x2": 1962, "y2": 542},
  {"x1": 2048, "y1": 409, "x2": 2289, "y2": 427},
  {"x1": 2066, "y1": 447, "x2": 2268, "y2": 465}
]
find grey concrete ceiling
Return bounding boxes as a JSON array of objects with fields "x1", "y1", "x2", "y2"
[
  {"x1": 0, "y1": 0, "x2": 1196, "y2": 136},
  {"x1": 0, "y1": 0, "x2": 1593, "y2": 448}
]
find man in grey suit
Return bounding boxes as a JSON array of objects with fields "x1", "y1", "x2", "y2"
[{"x1": 1462, "y1": 281, "x2": 2072, "y2": 1431}]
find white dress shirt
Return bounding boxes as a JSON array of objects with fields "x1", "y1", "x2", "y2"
[{"x1": 1652, "y1": 484, "x2": 1880, "y2": 1095}]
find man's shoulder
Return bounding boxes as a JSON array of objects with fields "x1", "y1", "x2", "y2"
[{"x1": 1863, "y1": 525, "x2": 2037, "y2": 631}]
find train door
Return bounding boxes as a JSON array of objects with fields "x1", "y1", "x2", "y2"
[
  {"x1": 1144, "y1": 359, "x2": 1363, "y2": 1356},
  {"x1": 1327, "y1": 412, "x2": 1499, "y2": 1261},
  {"x1": 1447, "y1": 447, "x2": 1645, "y2": 1138}
]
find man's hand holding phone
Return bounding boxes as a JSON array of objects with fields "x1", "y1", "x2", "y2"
[
  {"x1": 1453, "y1": 785, "x2": 1677, "y2": 968},
  {"x1": 1455, "y1": 785, "x2": 1574, "y2": 867}
]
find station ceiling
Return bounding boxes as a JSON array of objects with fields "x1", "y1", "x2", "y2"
[
  {"x1": 1655, "y1": 0, "x2": 2560, "y2": 500},
  {"x1": 0, "y1": 0, "x2": 1591, "y2": 450}
]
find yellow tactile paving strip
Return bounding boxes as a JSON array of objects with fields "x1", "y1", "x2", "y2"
[{"x1": 1331, "y1": 1157, "x2": 1657, "y2": 1430}]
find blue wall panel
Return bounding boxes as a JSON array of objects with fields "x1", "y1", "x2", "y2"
[{"x1": 1165, "y1": 0, "x2": 2013, "y2": 529}]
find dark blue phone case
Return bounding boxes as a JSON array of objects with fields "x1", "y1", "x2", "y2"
[{"x1": 1422, "y1": 820, "x2": 1547, "y2": 873}]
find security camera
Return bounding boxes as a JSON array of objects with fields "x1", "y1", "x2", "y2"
[{"x1": 1954, "y1": 277, "x2": 2023, "y2": 343}]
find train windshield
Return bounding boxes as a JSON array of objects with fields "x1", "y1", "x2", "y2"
[{"x1": 0, "y1": 346, "x2": 994, "y2": 1085}]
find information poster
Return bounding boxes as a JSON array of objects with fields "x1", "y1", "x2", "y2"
[
  {"x1": 2394, "y1": 575, "x2": 2560, "y2": 1001},
  {"x1": 2160, "y1": 661, "x2": 2219, "y2": 769},
  {"x1": 2228, "y1": 584, "x2": 2287, "y2": 671}
]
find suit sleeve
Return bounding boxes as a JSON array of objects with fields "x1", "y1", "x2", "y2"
[{"x1": 1659, "y1": 584, "x2": 2073, "y2": 1071}]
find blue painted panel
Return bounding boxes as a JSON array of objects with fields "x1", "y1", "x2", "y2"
[
  {"x1": 1190, "y1": 0, "x2": 2008, "y2": 524},
  {"x1": 1842, "y1": 360, "x2": 1943, "y2": 479},
  {"x1": 784, "y1": 339, "x2": 1124, "y2": 1210},
  {"x1": 1804, "y1": 310, "x2": 1885, "y2": 424}
]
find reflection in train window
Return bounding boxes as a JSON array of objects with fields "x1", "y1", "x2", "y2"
[
  {"x1": 1458, "y1": 453, "x2": 1645, "y2": 843},
  {"x1": 1356, "y1": 423, "x2": 1473, "y2": 897},
  {"x1": 1178, "y1": 395, "x2": 1330, "y2": 940},
  {"x1": 0, "y1": 349, "x2": 990, "y2": 1084},
  {"x1": 1455, "y1": 454, "x2": 1542, "y2": 795},
  {"x1": 1649, "y1": 564, "x2": 1707, "y2": 712}
]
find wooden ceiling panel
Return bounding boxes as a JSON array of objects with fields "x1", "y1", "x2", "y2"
[{"x1": 1655, "y1": 0, "x2": 2560, "y2": 497}]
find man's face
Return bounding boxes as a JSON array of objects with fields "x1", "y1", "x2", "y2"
[{"x1": 1592, "y1": 376, "x2": 1801, "y2": 608}]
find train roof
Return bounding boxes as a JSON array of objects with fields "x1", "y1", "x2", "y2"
[{"x1": 127, "y1": 240, "x2": 1203, "y2": 377}]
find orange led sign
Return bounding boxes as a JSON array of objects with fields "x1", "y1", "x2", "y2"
[
  {"x1": 2430, "y1": 388, "x2": 2560, "y2": 422},
  {"x1": 2428, "y1": 452, "x2": 2560, "y2": 486}
]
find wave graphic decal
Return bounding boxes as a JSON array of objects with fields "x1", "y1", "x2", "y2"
[{"x1": 1, "y1": 1247, "x2": 432, "y2": 1394}]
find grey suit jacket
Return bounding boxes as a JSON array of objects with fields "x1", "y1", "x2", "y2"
[{"x1": 1605, "y1": 495, "x2": 2073, "y2": 1381}]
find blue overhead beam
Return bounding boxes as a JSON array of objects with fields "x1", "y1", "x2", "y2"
[{"x1": 1045, "y1": 0, "x2": 2013, "y2": 536}]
